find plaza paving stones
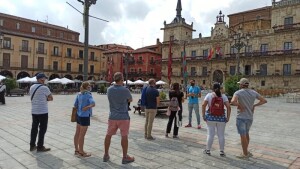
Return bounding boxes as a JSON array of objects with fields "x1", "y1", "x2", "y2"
[{"x1": 0, "y1": 93, "x2": 299, "y2": 169}]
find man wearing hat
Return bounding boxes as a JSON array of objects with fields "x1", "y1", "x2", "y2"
[
  {"x1": 231, "y1": 78, "x2": 267, "y2": 159},
  {"x1": 29, "y1": 73, "x2": 53, "y2": 152}
]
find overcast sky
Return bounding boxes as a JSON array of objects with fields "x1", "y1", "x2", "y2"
[{"x1": 0, "y1": 0, "x2": 271, "y2": 49}]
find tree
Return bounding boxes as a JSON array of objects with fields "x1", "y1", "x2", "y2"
[
  {"x1": 2, "y1": 78, "x2": 17, "y2": 95},
  {"x1": 224, "y1": 75, "x2": 241, "y2": 97}
]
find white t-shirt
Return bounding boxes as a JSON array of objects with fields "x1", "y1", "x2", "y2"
[
  {"x1": 204, "y1": 93, "x2": 229, "y2": 111},
  {"x1": 30, "y1": 84, "x2": 51, "y2": 114}
]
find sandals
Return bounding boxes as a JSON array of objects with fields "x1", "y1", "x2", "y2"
[{"x1": 78, "y1": 152, "x2": 91, "y2": 157}]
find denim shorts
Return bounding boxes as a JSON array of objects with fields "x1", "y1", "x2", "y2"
[
  {"x1": 77, "y1": 116, "x2": 90, "y2": 126},
  {"x1": 236, "y1": 118, "x2": 253, "y2": 135}
]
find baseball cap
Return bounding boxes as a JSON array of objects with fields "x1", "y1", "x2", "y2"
[
  {"x1": 237, "y1": 78, "x2": 249, "y2": 85},
  {"x1": 36, "y1": 73, "x2": 48, "y2": 80}
]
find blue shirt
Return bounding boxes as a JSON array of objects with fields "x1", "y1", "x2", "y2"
[
  {"x1": 145, "y1": 86, "x2": 159, "y2": 109},
  {"x1": 187, "y1": 86, "x2": 200, "y2": 104},
  {"x1": 74, "y1": 91, "x2": 95, "y2": 117},
  {"x1": 107, "y1": 85, "x2": 132, "y2": 120}
]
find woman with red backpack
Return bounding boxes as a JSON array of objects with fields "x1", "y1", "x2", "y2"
[
  {"x1": 165, "y1": 83, "x2": 184, "y2": 138},
  {"x1": 202, "y1": 83, "x2": 231, "y2": 157}
]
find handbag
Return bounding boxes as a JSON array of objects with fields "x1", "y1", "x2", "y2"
[
  {"x1": 71, "y1": 107, "x2": 77, "y2": 122},
  {"x1": 166, "y1": 107, "x2": 171, "y2": 116}
]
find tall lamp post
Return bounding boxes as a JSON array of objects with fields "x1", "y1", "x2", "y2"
[
  {"x1": 123, "y1": 52, "x2": 132, "y2": 86},
  {"x1": 229, "y1": 27, "x2": 250, "y2": 75},
  {"x1": 77, "y1": 0, "x2": 97, "y2": 81},
  {"x1": 0, "y1": 32, "x2": 3, "y2": 49}
]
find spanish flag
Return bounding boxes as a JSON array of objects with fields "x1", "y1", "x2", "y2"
[{"x1": 207, "y1": 47, "x2": 214, "y2": 60}]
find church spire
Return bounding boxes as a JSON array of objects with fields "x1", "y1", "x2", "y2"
[{"x1": 176, "y1": 0, "x2": 182, "y2": 17}]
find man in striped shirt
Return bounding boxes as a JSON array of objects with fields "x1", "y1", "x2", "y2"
[{"x1": 29, "y1": 73, "x2": 53, "y2": 152}]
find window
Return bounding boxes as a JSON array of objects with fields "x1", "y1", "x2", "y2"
[
  {"x1": 60, "y1": 32, "x2": 64, "y2": 38},
  {"x1": 284, "y1": 42, "x2": 292, "y2": 53},
  {"x1": 245, "y1": 65, "x2": 251, "y2": 76},
  {"x1": 230, "y1": 66, "x2": 236, "y2": 75},
  {"x1": 90, "y1": 65, "x2": 94, "y2": 74},
  {"x1": 138, "y1": 68, "x2": 142, "y2": 73},
  {"x1": 32, "y1": 26, "x2": 36, "y2": 33},
  {"x1": 79, "y1": 50, "x2": 83, "y2": 58},
  {"x1": 67, "y1": 48, "x2": 72, "y2": 57},
  {"x1": 191, "y1": 50, "x2": 196, "y2": 57},
  {"x1": 202, "y1": 80, "x2": 206, "y2": 85},
  {"x1": 202, "y1": 67, "x2": 207, "y2": 76},
  {"x1": 283, "y1": 64, "x2": 291, "y2": 75},
  {"x1": 90, "y1": 52, "x2": 95, "y2": 60},
  {"x1": 47, "y1": 29, "x2": 51, "y2": 36},
  {"x1": 203, "y1": 49, "x2": 208, "y2": 57},
  {"x1": 66, "y1": 63, "x2": 71, "y2": 71},
  {"x1": 284, "y1": 17, "x2": 293, "y2": 25},
  {"x1": 170, "y1": 35, "x2": 174, "y2": 41},
  {"x1": 72, "y1": 35, "x2": 75, "y2": 41},
  {"x1": 21, "y1": 55, "x2": 28, "y2": 69},
  {"x1": 261, "y1": 80, "x2": 265, "y2": 86},
  {"x1": 22, "y1": 40, "x2": 29, "y2": 51},
  {"x1": 79, "y1": 64, "x2": 83, "y2": 73},
  {"x1": 3, "y1": 37, "x2": 11, "y2": 49},
  {"x1": 38, "y1": 43, "x2": 44, "y2": 53},
  {"x1": 260, "y1": 64, "x2": 267, "y2": 76},
  {"x1": 150, "y1": 69, "x2": 154, "y2": 74},
  {"x1": 139, "y1": 56, "x2": 142, "y2": 61},
  {"x1": 230, "y1": 47, "x2": 238, "y2": 54},
  {"x1": 245, "y1": 45, "x2": 252, "y2": 56},
  {"x1": 191, "y1": 67, "x2": 196, "y2": 76},
  {"x1": 0, "y1": 19, "x2": 3, "y2": 26},
  {"x1": 53, "y1": 61, "x2": 58, "y2": 71},
  {"x1": 16, "y1": 22, "x2": 20, "y2": 29},
  {"x1": 260, "y1": 44, "x2": 268, "y2": 55},
  {"x1": 284, "y1": 81, "x2": 289, "y2": 87},
  {"x1": 53, "y1": 46, "x2": 59, "y2": 56}
]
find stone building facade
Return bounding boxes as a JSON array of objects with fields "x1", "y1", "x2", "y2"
[
  {"x1": 161, "y1": 0, "x2": 300, "y2": 90},
  {"x1": 0, "y1": 12, "x2": 106, "y2": 81}
]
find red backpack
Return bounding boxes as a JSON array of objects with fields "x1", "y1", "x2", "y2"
[{"x1": 210, "y1": 95, "x2": 224, "y2": 116}]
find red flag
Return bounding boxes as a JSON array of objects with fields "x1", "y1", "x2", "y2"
[
  {"x1": 108, "y1": 57, "x2": 113, "y2": 82},
  {"x1": 168, "y1": 38, "x2": 172, "y2": 84},
  {"x1": 207, "y1": 47, "x2": 214, "y2": 60},
  {"x1": 120, "y1": 54, "x2": 123, "y2": 73},
  {"x1": 216, "y1": 46, "x2": 222, "y2": 57}
]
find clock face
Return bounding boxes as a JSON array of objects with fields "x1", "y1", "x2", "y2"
[{"x1": 215, "y1": 27, "x2": 225, "y2": 38}]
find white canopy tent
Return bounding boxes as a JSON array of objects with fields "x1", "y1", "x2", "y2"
[
  {"x1": 60, "y1": 77, "x2": 75, "y2": 85},
  {"x1": 0, "y1": 75, "x2": 6, "y2": 81},
  {"x1": 133, "y1": 80, "x2": 146, "y2": 85},
  {"x1": 156, "y1": 80, "x2": 167, "y2": 85},
  {"x1": 123, "y1": 80, "x2": 134, "y2": 85},
  {"x1": 16, "y1": 77, "x2": 32, "y2": 83}
]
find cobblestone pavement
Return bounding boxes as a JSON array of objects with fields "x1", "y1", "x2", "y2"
[{"x1": 0, "y1": 93, "x2": 299, "y2": 169}]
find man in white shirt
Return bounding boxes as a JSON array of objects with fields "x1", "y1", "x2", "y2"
[
  {"x1": 0, "y1": 82, "x2": 6, "y2": 105},
  {"x1": 29, "y1": 73, "x2": 53, "y2": 152}
]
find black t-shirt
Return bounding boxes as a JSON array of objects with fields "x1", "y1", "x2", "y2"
[{"x1": 169, "y1": 90, "x2": 184, "y2": 107}]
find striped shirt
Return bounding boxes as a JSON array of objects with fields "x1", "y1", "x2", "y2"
[{"x1": 30, "y1": 84, "x2": 51, "y2": 115}]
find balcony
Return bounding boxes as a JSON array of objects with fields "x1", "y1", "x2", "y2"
[
  {"x1": 51, "y1": 51, "x2": 62, "y2": 57},
  {"x1": 137, "y1": 60, "x2": 144, "y2": 64},
  {"x1": 273, "y1": 23, "x2": 300, "y2": 33},
  {"x1": 19, "y1": 46, "x2": 31, "y2": 52},
  {"x1": 150, "y1": 60, "x2": 155, "y2": 65},
  {"x1": 89, "y1": 57, "x2": 98, "y2": 61},
  {"x1": 2, "y1": 45, "x2": 14, "y2": 50},
  {"x1": 65, "y1": 53, "x2": 75, "y2": 58},
  {"x1": 36, "y1": 48, "x2": 47, "y2": 55}
]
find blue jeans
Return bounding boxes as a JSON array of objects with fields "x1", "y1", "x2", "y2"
[
  {"x1": 236, "y1": 118, "x2": 253, "y2": 135},
  {"x1": 188, "y1": 103, "x2": 200, "y2": 125}
]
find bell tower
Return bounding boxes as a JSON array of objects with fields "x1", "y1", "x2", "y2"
[{"x1": 161, "y1": 0, "x2": 195, "y2": 42}]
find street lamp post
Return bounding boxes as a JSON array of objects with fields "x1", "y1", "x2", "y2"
[
  {"x1": 77, "y1": 0, "x2": 97, "y2": 81},
  {"x1": 123, "y1": 52, "x2": 132, "y2": 86},
  {"x1": 229, "y1": 27, "x2": 250, "y2": 75},
  {"x1": 0, "y1": 32, "x2": 3, "y2": 48}
]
